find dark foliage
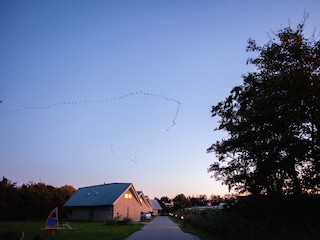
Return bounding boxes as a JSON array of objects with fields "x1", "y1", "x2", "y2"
[
  {"x1": 0, "y1": 176, "x2": 75, "y2": 221},
  {"x1": 172, "y1": 194, "x2": 192, "y2": 212},
  {"x1": 117, "y1": 217, "x2": 133, "y2": 225},
  {"x1": 208, "y1": 22, "x2": 320, "y2": 195},
  {"x1": 184, "y1": 195, "x2": 320, "y2": 240}
]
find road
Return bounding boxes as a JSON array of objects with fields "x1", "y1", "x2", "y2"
[{"x1": 125, "y1": 216, "x2": 200, "y2": 240}]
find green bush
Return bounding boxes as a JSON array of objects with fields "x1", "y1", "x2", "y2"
[
  {"x1": 184, "y1": 195, "x2": 320, "y2": 240},
  {"x1": 117, "y1": 217, "x2": 132, "y2": 225}
]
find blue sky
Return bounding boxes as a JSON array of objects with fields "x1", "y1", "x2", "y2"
[{"x1": 1, "y1": 0, "x2": 319, "y2": 199}]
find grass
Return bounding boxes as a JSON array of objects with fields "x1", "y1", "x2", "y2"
[
  {"x1": 0, "y1": 221, "x2": 144, "y2": 240},
  {"x1": 170, "y1": 217, "x2": 220, "y2": 240}
]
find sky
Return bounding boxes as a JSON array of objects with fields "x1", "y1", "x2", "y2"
[{"x1": 1, "y1": 0, "x2": 319, "y2": 199}]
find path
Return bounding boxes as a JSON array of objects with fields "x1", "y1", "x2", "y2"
[{"x1": 125, "y1": 216, "x2": 200, "y2": 240}]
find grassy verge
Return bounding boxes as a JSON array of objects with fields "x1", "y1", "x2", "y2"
[
  {"x1": 170, "y1": 217, "x2": 220, "y2": 240},
  {"x1": 0, "y1": 221, "x2": 143, "y2": 240}
]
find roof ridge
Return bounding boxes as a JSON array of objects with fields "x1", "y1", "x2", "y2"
[{"x1": 78, "y1": 182, "x2": 132, "y2": 189}]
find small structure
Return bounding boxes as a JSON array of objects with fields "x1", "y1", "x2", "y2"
[
  {"x1": 64, "y1": 183, "x2": 143, "y2": 221},
  {"x1": 150, "y1": 199, "x2": 163, "y2": 216},
  {"x1": 186, "y1": 203, "x2": 226, "y2": 211}
]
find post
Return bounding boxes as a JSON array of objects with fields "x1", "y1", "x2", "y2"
[
  {"x1": 127, "y1": 207, "x2": 129, "y2": 218},
  {"x1": 181, "y1": 216, "x2": 185, "y2": 228}
]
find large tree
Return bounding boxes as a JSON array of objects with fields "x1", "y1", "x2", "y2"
[{"x1": 207, "y1": 22, "x2": 320, "y2": 196}]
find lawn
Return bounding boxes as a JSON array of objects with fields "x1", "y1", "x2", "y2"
[{"x1": 0, "y1": 221, "x2": 144, "y2": 240}]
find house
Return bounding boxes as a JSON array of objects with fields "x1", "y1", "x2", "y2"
[
  {"x1": 150, "y1": 199, "x2": 163, "y2": 215},
  {"x1": 63, "y1": 183, "x2": 144, "y2": 221},
  {"x1": 137, "y1": 191, "x2": 153, "y2": 213}
]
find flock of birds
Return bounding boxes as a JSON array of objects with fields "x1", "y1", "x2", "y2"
[
  {"x1": 1, "y1": 91, "x2": 181, "y2": 165},
  {"x1": 0, "y1": 91, "x2": 181, "y2": 132}
]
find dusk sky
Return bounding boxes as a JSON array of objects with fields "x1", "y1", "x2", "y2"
[{"x1": 1, "y1": 1, "x2": 319, "y2": 199}]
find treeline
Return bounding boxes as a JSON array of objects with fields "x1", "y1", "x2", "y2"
[
  {"x1": 0, "y1": 177, "x2": 75, "y2": 221},
  {"x1": 156, "y1": 193, "x2": 235, "y2": 213}
]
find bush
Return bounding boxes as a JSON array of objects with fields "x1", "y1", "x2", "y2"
[
  {"x1": 184, "y1": 195, "x2": 320, "y2": 240},
  {"x1": 117, "y1": 217, "x2": 132, "y2": 225}
]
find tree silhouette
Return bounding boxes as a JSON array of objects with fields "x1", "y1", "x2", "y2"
[
  {"x1": 0, "y1": 177, "x2": 75, "y2": 220},
  {"x1": 172, "y1": 194, "x2": 191, "y2": 211},
  {"x1": 208, "y1": 22, "x2": 320, "y2": 196}
]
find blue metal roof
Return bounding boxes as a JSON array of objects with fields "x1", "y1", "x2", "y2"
[
  {"x1": 150, "y1": 199, "x2": 163, "y2": 210},
  {"x1": 64, "y1": 183, "x2": 132, "y2": 207}
]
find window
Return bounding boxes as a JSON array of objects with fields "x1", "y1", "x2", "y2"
[
  {"x1": 124, "y1": 193, "x2": 132, "y2": 199},
  {"x1": 86, "y1": 191, "x2": 92, "y2": 196}
]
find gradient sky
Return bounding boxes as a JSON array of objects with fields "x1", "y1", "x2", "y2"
[{"x1": 1, "y1": 0, "x2": 319, "y2": 199}]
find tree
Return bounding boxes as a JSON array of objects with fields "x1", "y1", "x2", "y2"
[
  {"x1": 207, "y1": 22, "x2": 320, "y2": 196},
  {"x1": 0, "y1": 177, "x2": 19, "y2": 220},
  {"x1": 56, "y1": 185, "x2": 76, "y2": 206},
  {"x1": 0, "y1": 177, "x2": 76, "y2": 220},
  {"x1": 209, "y1": 194, "x2": 223, "y2": 206},
  {"x1": 189, "y1": 194, "x2": 209, "y2": 206},
  {"x1": 172, "y1": 194, "x2": 191, "y2": 211}
]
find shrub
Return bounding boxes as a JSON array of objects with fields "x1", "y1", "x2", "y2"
[
  {"x1": 184, "y1": 195, "x2": 320, "y2": 240},
  {"x1": 117, "y1": 217, "x2": 132, "y2": 225}
]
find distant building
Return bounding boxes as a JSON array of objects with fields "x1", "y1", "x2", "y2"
[
  {"x1": 137, "y1": 191, "x2": 153, "y2": 212},
  {"x1": 185, "y1": 203, "x2": 226, "y2": 211},
  {"x1": 150, "y1": 199, "x2": 163, "y2": 215},
  {"x1": 64, "y1": 183, "x2": 152, "y2": 221},
  {"x1": 163, "y1": 202, "x2": 174, "y2": 208}
]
